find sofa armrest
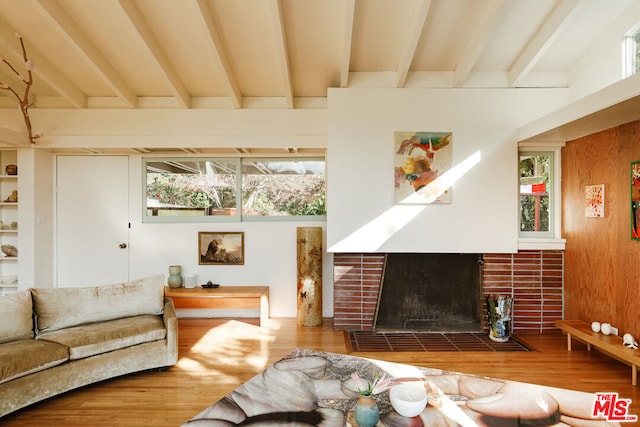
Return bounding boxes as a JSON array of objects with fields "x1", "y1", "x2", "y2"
[{"x1": 163, "y1": 297, "x2": 178, "y2": 365}]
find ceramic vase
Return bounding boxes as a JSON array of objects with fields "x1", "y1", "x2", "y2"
[
  {"x1": 168, "y1": 265, "x2": 183, "y2": 288},
  {"x1": 354, "y1": 396, "x2": 379, "y2": 427}
]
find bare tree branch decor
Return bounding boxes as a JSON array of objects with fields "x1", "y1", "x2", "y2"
[{"x1": 0, "y1": 33, "x2": 40, "y2": 144}]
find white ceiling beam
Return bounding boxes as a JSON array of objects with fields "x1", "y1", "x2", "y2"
[
  {"x1": 193, "y1": 0, "x2": 242, "y2": 109},
  {"x1": 0, "y1": 125, "x2": 30, "y2": 147},
  {"x1": 508, "y1": 0, "x2": 579, "y2": 87},
  {"x1": 269, "y1": 0, "x2": 294, "y2": 109},
  {"x1": 453, "y1": 0, "x2": 507, "y2": 88},
  {"x1": 0, "y1": 18, "x2": 86, "y2": 108},
  {"x1": 117, "y1": 0, "x2": 191, "y2": 109},
  {"x1": 181, "y1": 147, "x2": 200, "y2": 153},
  {"x1": 33, "y1": 0, "x2": 137, "y2": 108},
  {"x1": 340, "y1": 0, "x2": 355, "y2": 88},
  {"x1": 395, "y1": 0, "x2": 432, "y2": 88}
]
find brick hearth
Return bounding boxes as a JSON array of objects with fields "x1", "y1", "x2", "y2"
[{"x1": 333, "y1": 250, "x2": 563, "y2": 333}]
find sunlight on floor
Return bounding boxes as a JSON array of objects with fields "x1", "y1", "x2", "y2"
[{"x1": 177, "y1": 319, "x2": 282, "y2": 375}]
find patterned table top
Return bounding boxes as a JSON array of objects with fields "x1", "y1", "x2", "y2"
[{"x1": 183, "y1": 348, "x2": 632, "y2": 426}]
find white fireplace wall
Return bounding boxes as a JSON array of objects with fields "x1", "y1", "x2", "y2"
[{"x1": 326, "y1": 87, "x2": 569, "y2": 254}]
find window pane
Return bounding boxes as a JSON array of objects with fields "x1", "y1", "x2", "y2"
[
  {"x1": 623, "y1": 26, "x2": 640, "y2": 77},
  {"x1": 146, "y1": 159, "x2": 238, "y2": 217},
  {"x1": 241, "y1": 159, "x2": 326, "y2": 216},
  {"x1": 519, "y1": 154, "x2": 551, "y2": 233}
]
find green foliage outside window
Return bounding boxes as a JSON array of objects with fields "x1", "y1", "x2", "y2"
[
  {"x1": 519, "y1": 154, "x2": 551, "y2": 233},
  {"x1": 145, "y1": 158, "x2": 326, "y2": 220}
]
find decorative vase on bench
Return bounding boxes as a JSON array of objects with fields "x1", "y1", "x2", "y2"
[{"x1": 168, "y1": 265, "x2": 183, "y2": 288}]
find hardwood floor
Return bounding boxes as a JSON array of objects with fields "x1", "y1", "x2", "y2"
[{"x1": 3, "y1": 317, "x2": 640, "y2": 426}]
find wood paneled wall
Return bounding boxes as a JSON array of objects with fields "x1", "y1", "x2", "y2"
[{"x1": 562, "y1": 120, "x2": 640, "y2": 337}]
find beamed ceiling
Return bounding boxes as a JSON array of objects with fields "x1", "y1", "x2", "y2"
[{"x1": 0, "y1": 0, "x2": 637, "y2": 153}]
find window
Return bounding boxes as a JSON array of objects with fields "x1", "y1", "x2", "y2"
[
  {"x1": 519, "y1": 151, "x2": 554, "y2": 238},
  {"x1": 622, "y1": 24, "x2": 640, "y2": 78},
  {"x1": 241, "y1": 159, "x2": 326, "y2": 217},
  {"x1": 144, "y1": 157, "x2": 325, "y2": 222}
]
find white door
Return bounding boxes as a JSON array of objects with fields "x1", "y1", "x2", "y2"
[{"x1": 56, "y1": 156, "x2": 129, "y2": 287}]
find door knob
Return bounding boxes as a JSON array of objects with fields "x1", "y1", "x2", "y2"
[{"x1": 119, "y1": 243, "x2": 127, "y2": 249}]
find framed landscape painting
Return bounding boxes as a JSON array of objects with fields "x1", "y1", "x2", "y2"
[{"x1": 198, "y1": 231, "x2": 244, "y2": 265}]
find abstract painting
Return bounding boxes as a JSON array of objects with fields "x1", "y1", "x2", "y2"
[
  {"x1": 585, "y1": 184, "x2": 604, "y2": 218},
  {"x1": 394, "y1": 131, "x2": 452, "y2": 204}
]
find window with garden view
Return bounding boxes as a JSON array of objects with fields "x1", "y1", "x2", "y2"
[
  {"x1": 623, "y1": 24, "x2": 640, "y2": 78},
  {"x1": 519, "y1": 152, "x2": 553, "y2": 236},
  {"x1": 145, "y1": 158, "x2": 326, "y2": 221}
]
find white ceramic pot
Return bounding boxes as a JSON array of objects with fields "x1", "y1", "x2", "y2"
[
  {"x1": 601, "y1": 323, "x2": 611, "y2": 335},
  {"x1": 591, "y1": 322, "x2": 601, "y2": 333},
  {"x1": 389, "y1": 383, "x2": 428, "y2": 418}
]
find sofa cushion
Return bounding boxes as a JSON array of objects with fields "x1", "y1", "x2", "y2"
[
  {"x1": 0, "y1": 290, "x2": 34, "y2": 344},
  {"x1": 32, "y1": 274, "x2": 165, "y2": 333},
  {"x1": 37, "y1": 315, "x2": 167, "y2": 360},
  {"x1": 0, "y1": 339, "x2": 69, "y2": 385}
]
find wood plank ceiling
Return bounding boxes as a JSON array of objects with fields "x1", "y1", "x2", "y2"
[{"x1": 0, "y1": 0, "x2": 636, "y2": 152}]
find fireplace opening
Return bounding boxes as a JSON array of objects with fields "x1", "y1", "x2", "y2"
[{"x1": 374, "y1": 253, "x2": 483, "y2": 332}]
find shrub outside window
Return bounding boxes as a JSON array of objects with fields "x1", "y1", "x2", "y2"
[
  {"x1": 519, "y1": 152, "x2": 553, "y2": 238},
  {"x1": 241, "y1": 159, "x2": 326, "y2": 217},
  {"x1": 144, "y1": 157, "x2": 326, "y2": 222}
]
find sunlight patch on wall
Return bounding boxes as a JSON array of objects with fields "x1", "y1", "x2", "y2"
[
  {"x1": 401, "y1": 150, "x2": 481, "y2": 204},
  {"x1": 329, "y1": 151, "x2": 482, "y2": 252}
]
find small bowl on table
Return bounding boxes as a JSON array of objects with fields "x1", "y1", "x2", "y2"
[{"x1": 389, "y1": 383, "x2": 428, "y2": 418}]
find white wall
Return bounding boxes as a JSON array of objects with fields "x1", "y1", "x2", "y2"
[
  {"x1": 127, "y1": 156, "x2": 331, "y2": 317},
  {"x1": 326, "y1": 88, "x2": 569, "y2": 254},
  {"x1": 0, "y1": 87, "x2": 577, "y2": 314},
  {"x1": 17, "y1": 149, "x2": 55, "y2": 290},
  {"x1": 128, "y1": 221, "x2": 332, "y2": 318},
  {"x1": 569, "y1": 0, "x2": 640, "y2": 101},
  {"x1": 4, "y1": 108, "x2": 331, "y2": 317}
]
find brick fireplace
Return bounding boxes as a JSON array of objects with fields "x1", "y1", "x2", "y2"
[{"x1": 333, "y1": 250, "x2": 563, "y2": 333}]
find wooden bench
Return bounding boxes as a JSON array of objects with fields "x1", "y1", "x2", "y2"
[
  {"x1": 165, "y1": 286, "x2": 269, "y2": 327},
  {"x1": 555, "y1": 319, "x2": 640, "y2": 385}
]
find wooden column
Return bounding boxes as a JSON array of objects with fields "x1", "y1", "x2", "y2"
[{"x1": 296, "y1": 227, "x2": 322, "y2": 326}]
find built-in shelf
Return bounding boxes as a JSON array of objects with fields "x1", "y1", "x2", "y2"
[{"x1": 0, "y1": 150, "x2": 18, "y2": 295}]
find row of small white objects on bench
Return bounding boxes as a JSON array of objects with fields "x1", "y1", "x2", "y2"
[{"x1": 592, "y1": 321, "x2": 638, "y2": 349}]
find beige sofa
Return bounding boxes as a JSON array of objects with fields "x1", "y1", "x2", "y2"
[{"x1": 0, "y1": 274, "x2": 178, "y2": 417}]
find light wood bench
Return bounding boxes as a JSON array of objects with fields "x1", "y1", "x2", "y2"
[
  {"x1": 165, "y1": 286, "x2": 269, "y2": 327},
  {"x1": 555, "y1": 319, "x2": 640, "y2": 385}
]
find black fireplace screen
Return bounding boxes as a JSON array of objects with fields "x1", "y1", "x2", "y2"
[{"x1": 374, "y1": 253, "x2": 483, "y2": 332}]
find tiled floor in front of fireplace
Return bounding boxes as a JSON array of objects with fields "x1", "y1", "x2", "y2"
[{"x1": 345, "y1": 331, "x2": 530, "y2": 352}]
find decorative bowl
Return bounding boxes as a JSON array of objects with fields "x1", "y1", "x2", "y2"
[
  {"x1": 0, "y1": 275, "x2": 17, "y2": 284},
  {"x1": 591, "y1": 321, "x2": 601, "y2": 333},
  {"x1": 1, "y1": 244, "x2": 17, "y2": 257},
  {"x1": 389, "y1": 383, "x2": 428, "y2": 418}
]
